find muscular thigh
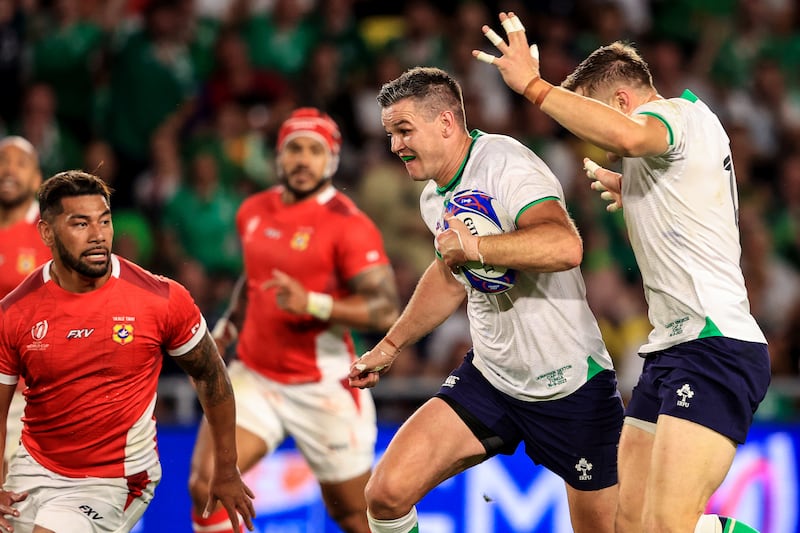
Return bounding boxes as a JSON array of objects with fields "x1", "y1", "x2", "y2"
[
  {"x1": 372, "y1": 396, "x2": 487, "y2": 501},
  {"x1": 648, "y1": 415, "x2": 737, "y2": 514}
]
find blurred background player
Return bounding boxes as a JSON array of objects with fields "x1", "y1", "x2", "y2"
[
  {"x1": 0, "y1": 136, "x2": 50, "y2": 482},
  {"x1": 0, "y1": 170, "x2": 255, "y2": 532},
  {"x1": 188, "y1": 107, "x2": 400, "y2": 533}
]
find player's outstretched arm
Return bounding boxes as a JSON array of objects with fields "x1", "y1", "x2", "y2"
[
  {"x1": 475, "y1": 12, "x2": 669, "y2": 158},
  {"x1": 349, "y1": 259, "x2": 466, "y2": 388},
  {"x1": 175, "y1": 333, "x2": 255, "y2": 532}
]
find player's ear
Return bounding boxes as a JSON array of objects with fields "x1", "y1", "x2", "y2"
[
  {"x1": 615, "y1": 89, "x2": 632, "y2": 113},
  {"x1": 440, "y1": 110, "x2": 456, "y2": 138},
  {"x1": 37, "y1": 219, "x2": 54, "y2": 247}
]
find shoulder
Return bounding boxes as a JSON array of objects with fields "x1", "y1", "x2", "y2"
[
  {"x1": 116, "y1": 256, "x2": 173, "y2": 300},
  {"x1": 239, "y1": 187, "x2": 279, "y2": 214},
  {"x1": 471, "y1": 132, "x2": 543, "y2": 168},
  {"x1": 473, "y1": 132, "x2": 528, "y2": 155},
  {"x1": 319, "y1": 189, "x2": 374, "y2": 225},
  {"x1": 1, "y1": 264, "x2": 47, "y2": 312}
]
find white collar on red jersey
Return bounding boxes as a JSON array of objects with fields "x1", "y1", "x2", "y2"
[{"x1": 41, "y1": 254, "x2": 121, "y2": 284}]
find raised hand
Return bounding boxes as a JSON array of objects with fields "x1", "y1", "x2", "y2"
[{"x1": 473, "y1": 12, "x2": 541, "y2": 95}]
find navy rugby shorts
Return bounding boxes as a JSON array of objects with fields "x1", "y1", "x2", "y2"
[
  {"x1": 625, "y1": 337, "x2": 770, "y2": 444},
  {"x1": 435, "y1": 351, "x2": 623, "y2": 491}
]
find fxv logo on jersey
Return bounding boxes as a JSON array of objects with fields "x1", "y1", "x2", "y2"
[{"x1": 66, "y1": 328, "x2": 95, "y2": 339}]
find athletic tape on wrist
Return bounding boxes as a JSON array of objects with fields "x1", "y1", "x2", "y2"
[
  {"x1": 306, "y1": 291, "x2": 333, "y2": 321},
  {"x1": 523, "y1": 77, "x2": 554, "y2": 107}
]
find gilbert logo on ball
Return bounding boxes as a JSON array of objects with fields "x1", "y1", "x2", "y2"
[{"x1": 445, "y1": 190, "x2": 517, "y2": 294}]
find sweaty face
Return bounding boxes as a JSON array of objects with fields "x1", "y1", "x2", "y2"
[
  {"x1": 47, "y1": 195, "x2": 113, "y2": 279},
  {"x1": 0, "y1": 144, "x2": 41, "y2": 209},
  {"x1": 277, "y1": 136, "x2": 331, "y2": 200},
  {"x1": 381, "y1": 99, "x2": 446, "y2": 184}
]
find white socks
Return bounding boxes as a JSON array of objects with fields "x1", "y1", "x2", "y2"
[
  {"x1": 695, "y1": 514, "x2": 760, "y2": 533},
  {"x1": 366, "y1": 507, "x2": 419, "y2": 533}
]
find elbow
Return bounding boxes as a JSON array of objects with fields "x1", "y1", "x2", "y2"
[
  {"x1": 557, "y1": 238, "x2": 583, "y2": 271},
  {"x1": 563, "y1": 246, "x2": 583, "y2": 270}
]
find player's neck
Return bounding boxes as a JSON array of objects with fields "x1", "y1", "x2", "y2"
[
  {"x1": 282, "y1": 181, "x2": 333, "y2": 205},
  {"x1": 49, "y1": 261, "x2": 112, "y2": 294},
  {"x1": 0, "y1": 198, "x2": 34, "y2": 228},
  {"x1": 435, "y1": 134, "x2": 473, "y2": 189}
]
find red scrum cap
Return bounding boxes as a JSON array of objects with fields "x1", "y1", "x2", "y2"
[{"x1": 277, "y1": 108, "x2": 342, "y2": 157}]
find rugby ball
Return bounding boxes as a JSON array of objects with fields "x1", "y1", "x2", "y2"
[{"x1": 444, "y1": 190, "x2": 517, "y2": 294}]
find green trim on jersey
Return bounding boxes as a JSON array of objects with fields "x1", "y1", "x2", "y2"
[
  {"x1": 680, "y1": 89, "x2": 699, "y2": 102},
  {"x1": 409, "y1": 525, "x2": 420, "y2": 533},
  {"x1": 436, "y1": 130, "x2": 483, "y2": 196},
  {"x1": 515, "y1": 196, "x2": 559, "y2": 225},
  {"x1": 586, "y1": 355, "x2": 605, "y2": 381},
  {"x1": 638, "y1": 111, "x2": 674, "y2": 146},
  {"x1": 698, "y1": 317, "x2": 723, "y2": 338}
]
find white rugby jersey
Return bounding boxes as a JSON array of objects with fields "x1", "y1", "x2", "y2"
[
  {"x1": 623, "y1": 90, "x2": 766, "y2": 352},
  {"x1": 420, "y1": 131, "x2": 613, "y2": 401}
]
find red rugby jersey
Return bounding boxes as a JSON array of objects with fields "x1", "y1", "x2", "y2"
[
  {"x1": 0, "y1": 202, "x2": 50, "y2": 298},
  {"x1": 0, "y1": 255, "x2": 207, "y2": 478},
  {"x1": 236, "y1": 186, "x2": 389, "y2": 384}
]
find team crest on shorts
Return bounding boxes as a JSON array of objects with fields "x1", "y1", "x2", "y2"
[
  {"x1": 575, "y1": 458, "x2": 593, "y2": 481},
  {"x1": 112, "y1": 324, "x2": 134, "y2": 345},
  {"x1": 676, "y1": 383, "x2": 694, "y2": 408}
]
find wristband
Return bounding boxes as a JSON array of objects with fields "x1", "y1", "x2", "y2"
[
  {"x1": 306, "y1": 291, "x2": 333, "y2": 321},
  {"x1": 476, "y1": 237, "x2": 486, "y2": 266},
  {"x1": 523, "y1": 77, "x2": 554, "y2": 107},
  {"x1": 382, "y1": 337, "x2": 401, "y2": 354}
]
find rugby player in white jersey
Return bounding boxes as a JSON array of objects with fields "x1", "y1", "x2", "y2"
[
  {"x1": 476, "y1": 11, "x2": 768, "y2": 533},
  {"x1": 349, "y1": 66, "x2": 624, "y2": 533}
]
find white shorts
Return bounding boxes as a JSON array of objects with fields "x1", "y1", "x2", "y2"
[
  {"x1": 3, "y1": 445, "x2": 161, "y2": 533},
  {"x1": 229, "y1": 360, "x2": 377, "y2": 483},
  {"x1": 4, "y1": 390, "x2": 24, "y2": 462}
]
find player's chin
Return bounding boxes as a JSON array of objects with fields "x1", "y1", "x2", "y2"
[{"x1": 80, "y1": 258, "x2": 110, "y2": 277}]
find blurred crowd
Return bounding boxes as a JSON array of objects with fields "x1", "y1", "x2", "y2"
[{"x1": 2, "y1": 0, "x2": 799, "y2": 421}]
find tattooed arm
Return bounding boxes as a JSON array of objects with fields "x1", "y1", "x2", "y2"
[
  {"x1": 265, "y1": 264, "x2": 401, "y2": 332},
  {"x1": 174, "y1": 332, "x2": 255, "y2": 531}
]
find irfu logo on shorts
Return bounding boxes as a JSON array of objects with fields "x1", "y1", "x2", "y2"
[
  {"x1": 575, "y1": 458, "x2": 593, "y2": 481},
  {"x1": 442, "y1": 375, "x2": 459, "y2": 388},
  {"x1": 676, "y1": 383, "x2": 694, "y2": 408}
]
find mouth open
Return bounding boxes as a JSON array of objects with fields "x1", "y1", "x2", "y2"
[{"x1": 83, "y1": 249, "x2": 108, "y2": 261}]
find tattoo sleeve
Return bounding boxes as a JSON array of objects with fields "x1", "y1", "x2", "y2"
[
  {"x1": 347, "y1": 264, "x2": 401, "y2": 332},
  {"x1": 173, "y1": 332, "x2": 234, "y2": 408}
]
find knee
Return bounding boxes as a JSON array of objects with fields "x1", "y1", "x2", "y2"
[
  {"x1": 364, "y1": 471, "x2": 414, "y2": 518},
  {"x1": 615, "y1": 499, "x2": 642, "y2": 533}
]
